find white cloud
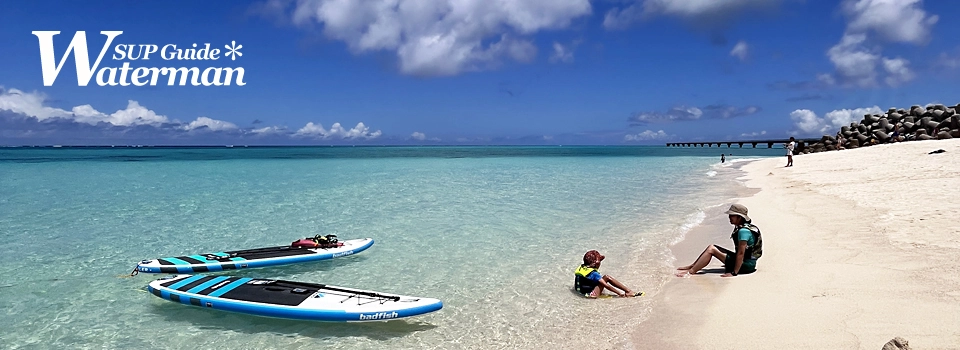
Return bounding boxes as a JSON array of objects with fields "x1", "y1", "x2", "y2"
[
  {"x1": 411, "y1": 131, "x2": 426, "y2": 140},
  {"x1": 643, "y1": 0, "x2": 775, "y2": 17},
  {"x1": 790, "y1": 106, "x2": 883, "y2": 135},
  {"x1": 629, "y1": 106, "x2": 703, "y2": 124},
  {"x1": 702, "y1": 104, "x2": 760, "y2": 119},
  {"x1": 79, "y1": 101, "x2": 172, "y2": 126},
  {"x1": 826, "y1": 34, "x2": 880, "y2": 87},
  {"x1": 817, "y1": 73, "x2": 836, "y2": 86},
  {"x1": 0, "y1": 88, "x2": 239, "y2": 131},
  {"x1": 0, "y1": 88, "x2": 177, "y2": 127},
  {"x1": 332, "y1": 122, "x2": 382, "y2": 139},
  {"x1": 936, "y1": 51, "x2": 960, "y2": 69},
  {"x1": 251, "y1": 126, "x2": 285, "y2": 135},
  {"x1": 287, "y1": 0, "x2": 591, "y2": 76},
  {"x1": 295, "y1": 122, "x2": 382, "y2": 139},
  {"x1": 549, "y1": 42, "x2": 575, "y2": 63},
  {"x1": 624, "y1": 129, "x2": 670, "y2": 141},
  {"x1": 790, "y1": 109, "x2": 822, "y2": 134},
  {"x1": 881, "y1": 57, "x2": 914, "y2": 86},
  {"x1": 630, "y1": 104, "x2": 760, "y2": 125},
  {"x1": 823, "y1": 106, "x2": 882, "y2": 129},
  {"x1": 740, "y1": 130, "x2": 767, "y2": 137},
  {"x1": 820, "y1": 0, "x2": 932, "y2": 88},
  {"x1": 823, "y1": 34, "x2": 915, "y2": 88},
  {"x1": 842, "y1": 0, "x2": 938, "y2": 45},
  {"x1": 0, "y1": 88, "x2": 72, "y2": 121},
  {"x1": 0, "y1": 86, "x2": 393, "y2": 143},
  {"x1": 183, "y1": 117, "x2": 239, "y2": 131},
  {"x1": 604, "y1": 0, "x2": 780, "y2": 30},
  {"x1": 295, "y1": 122, "x2": 327, "y2": 137},
  {"x1": 730, "y1": 40, "x2": 748, "y2": 61}
]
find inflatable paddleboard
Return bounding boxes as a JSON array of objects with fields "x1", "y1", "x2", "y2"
[
  {"x1": 147, "y1": 275, "x2": 443, "y2": 322},
  {"x1": 135, "y1": 238, "x2": 373, "y2": 274}
]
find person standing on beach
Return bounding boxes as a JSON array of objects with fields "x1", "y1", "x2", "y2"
[
  {"x1": 675, "y1": 204, "x2": 763, "y2": 277},
  {"x1": 575, "y1": 250, "x2": 642, "y2": 298},
  {"x1": 721, "y1": 154, "x2": 725, "y2": 163},
  {"x1": 785, "y1": 137, "x2": 795, "y2": 167}
]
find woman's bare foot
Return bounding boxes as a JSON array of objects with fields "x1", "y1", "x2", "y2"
[{"x1": 675, "y1": 270, "x2": 692, "y2": 277}]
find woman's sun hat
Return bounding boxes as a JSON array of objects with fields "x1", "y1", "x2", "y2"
[{"x1": 724, "y1": 204, "x2": 751, "y2": 222}]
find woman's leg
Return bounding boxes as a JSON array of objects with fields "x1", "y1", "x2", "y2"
[
  {"x1": 676, "y1": 245, "x2": 721, "y2": 270},
  {"x1": 676, "y1": 245, "x2": 728, "y2": 276}
]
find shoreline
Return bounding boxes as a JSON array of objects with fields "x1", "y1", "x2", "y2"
[
  {"x1": 623, "y1": 160, "x2": 758, "y2": 348},
  {"x1": 631, "y1": 139, "x2": 960, "y2": 349}
]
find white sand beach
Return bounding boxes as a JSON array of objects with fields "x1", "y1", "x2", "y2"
[{"x1": 633, "y1": 139, "x2": 960, "y2": 349}]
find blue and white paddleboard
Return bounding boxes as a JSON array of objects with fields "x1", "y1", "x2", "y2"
[
  {"x1": 147, "y1": 275, "x2": 443, "y2": 322},
  {"x1": 135, "y1": 238, "x2": 374, "y2": 274}
]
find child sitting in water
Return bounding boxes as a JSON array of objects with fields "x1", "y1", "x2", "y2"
[{"x1": 574, "y1": 250, "x2": 643, "y2": 298}]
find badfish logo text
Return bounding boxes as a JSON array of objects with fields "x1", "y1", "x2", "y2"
[
  {"x1": 359, "y1": 312, "x2": 398, "y2": 320},
  {"x1": 332, "y1": 250, "x2": 354, "y2": 258},
  {"x1": 32, "y1": 31, "x2": 246, "y2": 87}
]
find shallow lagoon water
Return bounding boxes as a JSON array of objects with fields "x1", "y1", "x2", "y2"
[{"x1": 0, "y1": 146, "x2": 777, "y2": 349}]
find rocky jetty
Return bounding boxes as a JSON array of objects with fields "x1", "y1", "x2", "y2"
[{"x1": 798, "y1": 103, "x2": 960, "y2": 154}]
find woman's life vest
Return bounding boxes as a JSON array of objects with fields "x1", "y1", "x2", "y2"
[{"x1": 731, "y1": 222, "x2": 763, "y2": 260}]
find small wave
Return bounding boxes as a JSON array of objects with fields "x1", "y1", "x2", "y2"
[
  {"x1": 669, "y1": 209, "x2": 707, "y2": 246},
  {"x1": 705, "y1": 170, "x2": 717, "y2": 177},
  {"x1": 727, "y1": 157, "x2": 764, "y2": 163}
]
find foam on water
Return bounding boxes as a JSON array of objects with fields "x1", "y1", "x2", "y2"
[
  {"x1": 668, "y1": 208, "x2": 708, "y2": 247},
  {"x1": 0, "y1": 147, "x2": 774, "y2": 349}
]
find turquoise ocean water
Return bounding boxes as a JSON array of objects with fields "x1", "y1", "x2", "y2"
[{"x1": 0, "y1": 146, "x2": 779, "y2": 349}]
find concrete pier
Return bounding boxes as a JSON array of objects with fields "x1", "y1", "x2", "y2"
[{"x1": 665, "y1": 138, "x2": 818, "y2": 150}]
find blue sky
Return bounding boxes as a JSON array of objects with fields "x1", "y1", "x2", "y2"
[{"x1": 1, "y1": 0, "x2": 958, "y2": 145}]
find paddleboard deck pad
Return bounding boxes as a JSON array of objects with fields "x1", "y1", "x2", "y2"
[
  {"x1": 135, "y1": 238, "x2": 373, "y2": 274},
  {"x1": 147, "y1": 274, "x2": 443, "y2": 321}
]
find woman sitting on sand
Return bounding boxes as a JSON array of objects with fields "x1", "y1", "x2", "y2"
[
  {"x1": 575, "y1": 250, "x2": 642, "y2": 298},
  {"x1": 675, "y1": 204, "x2": 763, "y2": 277}
]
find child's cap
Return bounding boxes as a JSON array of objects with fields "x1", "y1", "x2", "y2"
[{"x1": 583, "y1": 250, "x2": 605, "y2": 266}]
